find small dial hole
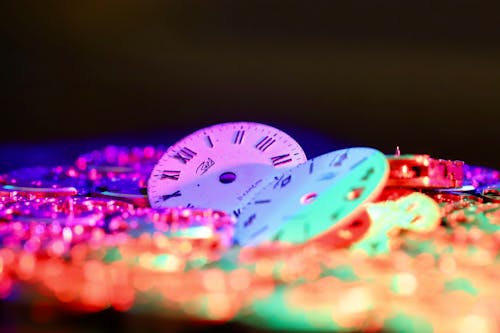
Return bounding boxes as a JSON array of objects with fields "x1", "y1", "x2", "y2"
[{"x1": 219, "y1": 172, "x2": 237, "y2": 184}]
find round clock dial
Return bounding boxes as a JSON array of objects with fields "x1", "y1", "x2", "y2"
[
  {"x1": 147, "y1": 122, "x2": 307, "y2": 215},
  {"x1": 234, "y1": 147, "x2": 389, "y2": 246}
]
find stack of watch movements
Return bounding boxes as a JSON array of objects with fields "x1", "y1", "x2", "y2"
[{"x1": 0, "y1": 122, "x2": 499, "y2": 333}]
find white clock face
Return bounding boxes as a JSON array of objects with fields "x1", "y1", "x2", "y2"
[
  {"x1": 234, "y1": 147, "x2": 389, "y2": 246},
  {"x1": 147, "y1": 122, "x2": 307, "y2": 216}
]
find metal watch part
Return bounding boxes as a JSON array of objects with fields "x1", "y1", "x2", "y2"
[
  {"x1": 2, "y1": 185, "x2": 78, "y2": 198},
  {"x1": 148, "y1": 122, "x2": 307, "y2": 214},
  {"x1": 463, "y1": 164, "x2": 500, "y2": 188},
  {"x1": 234, "y1": 147, "x2": 389, "y2": 246},
  {"x1": 387, "y1": 154, "x2": 464, "y2": 188},
  {"x1": 4, "y1": 166, "x2": 92, "y2": 196},
  {"x1": 75, "y1": 145, "x2": 166, "y2": 175},
  {"x1": 92, "y1": 176, "x2": 149, "y2": 207},
  {"x1": 352, "y1": 192, "x2": 442, "y2": 255},
  {"x1": 475, "y1": 183, "x2": 500, "y2": 203}
]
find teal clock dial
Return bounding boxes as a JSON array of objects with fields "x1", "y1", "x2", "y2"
[{"x1": 234, "y1": 148, "x2": 389, "y2": 246}]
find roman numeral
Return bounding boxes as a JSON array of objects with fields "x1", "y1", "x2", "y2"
[
  {"x1": 233, "y1": 208, "x2": 241, "y2": 217},
  {"x1": 172, "y1": 147, "x2": 197, "y2": 164},
  {"x1": 272, "y1": 231, "x2": 283, "y2": 241},
  {"x1": 331, "y1": 207, "x2": 346, "y2": 221},
  {"x1": 318, "y1": 172, "x2": 337, "y2": 181},
  {"x1": 205, "y1": 136, "x2": 214, "y2": 148},
  {"x1": 271, "y1": 154, "x2": 292, "y2": 166},
  {"x1": 162, "y1": 190, "x2": 181, "y2": 201},
  {"x1": 350, "y1": 157, "x2": 368, "y2": 170},
  {"x1": 273, "y1": 174, "x2": 292, "y2": 189},
  {"x1": 361, "y1": 167, "x2": 375, "y2": 181},
  {"x1": 255, "y1": 136, "x2": 275, "y2": 152},
  {"x1": 251, "y1": 225, "x2": 268, "y2": 238},
  {"x1": 254, "y1": 199, "x2": 271, "y2": 204},
  {"x1": 309, "y1": 162, "x2": 314, "y2": 174},
  {"x1": 233, "y1": 130, "x2": 245, "y2": 144},
  {"x1": 243, "y1": 213, "x2": 256, "y2": 227},
  {"x1": 330, "y1": 151, "x2": 348, "y2": 167},
  {"x1": 159, "y1": 170, "x2": 180, "y2": 180}
]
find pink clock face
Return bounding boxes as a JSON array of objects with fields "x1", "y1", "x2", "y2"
[{"x1": 147, "y1": 122, "x2": 307, "y2": 216}]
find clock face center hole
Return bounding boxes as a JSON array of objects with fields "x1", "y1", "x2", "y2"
[
  {"x1": 300, "y1": 192, "x2": 317, "y2": 205},
  {"x1": 219, "y1": 171, "x2": 237, "y2": 184}
]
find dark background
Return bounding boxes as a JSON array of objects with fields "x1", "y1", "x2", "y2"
[
  {"x1": 0, "y1": 2, "x2": 499, "y2": 331},
  {"x1": 2, "y1": 1, "x2": 500, "y2": 171}
]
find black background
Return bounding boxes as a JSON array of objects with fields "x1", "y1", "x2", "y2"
[
  {"x1": 1, "y1": 2, "x2": 500, "y2": 331},
  {"x1": 2, "y1": 1, "x2": 500, "y2": 170}
]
